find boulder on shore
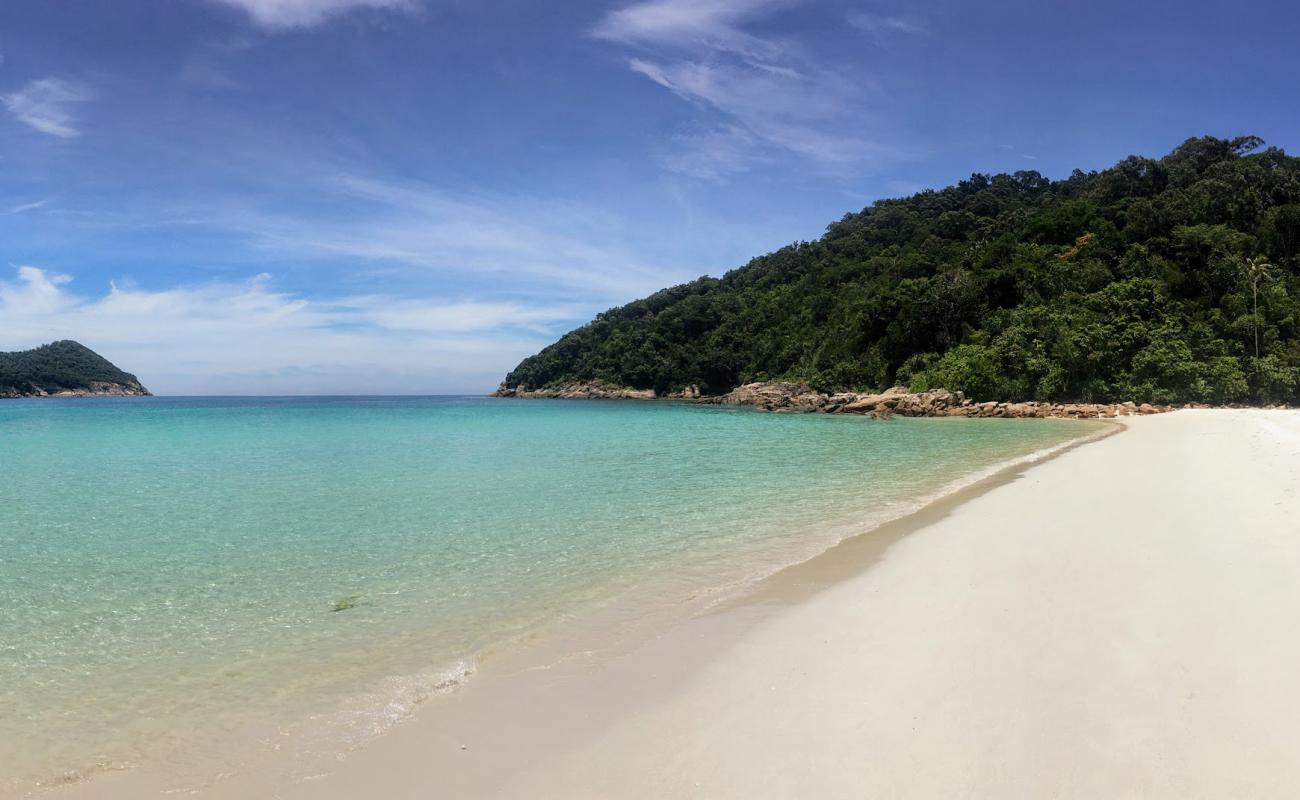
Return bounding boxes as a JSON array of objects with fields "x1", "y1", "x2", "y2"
[
  {"x1": 491, "y1": 380, "x2": 1180, "y2": 418},
  {"x1": 699, "y1": 382, "x2": 1174, "y2": 419}
]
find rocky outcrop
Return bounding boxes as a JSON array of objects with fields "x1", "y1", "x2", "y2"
[
  {"x1": 704, "y1": 382, "x2": 829, "y2": 412},
  {"x1": 1, "y1": 379, "x2": 151, "y2": 399},
  {"x1": 699, "y1": 382, "x2": 1175, "y2": 419},
  {"x1": 52, "y1": 380, "x2": 148, "y2": 397},
  {"x1": 491, "y1": 381, "x2": 656, "y2": 400}
]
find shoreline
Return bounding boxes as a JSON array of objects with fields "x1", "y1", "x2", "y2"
[
  {"x1": 48, "y1": 410, "x2": 1300, "y2": 798},
  {"x1": 197, "y1": 409, "x2": 1300, "y2": 797},
  {"x1": 265, "y1": 415, "x2": 1127, "y2": 800},
  {"x1": 430, "y1": 408, "x2": 1300, "y2": 799},
  {"x1": 44, "y1": 416, "x2": 1111, "y2": 799}
]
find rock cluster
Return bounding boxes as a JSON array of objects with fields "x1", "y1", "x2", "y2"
[
  {"x1": 699, "y1": 383, "x2": 1173, "y2": 419},
  {"x1": 701, "y1": 382, "x2": 829, "y2": 411},
  {"x1": 490, "y1": 381, "x2": 656, "y2": 400},
  {"x1": 1, "y1": 380, "x2": 151, "y2": 399},
  {"x1": 493, "y1": 380, "x2": 1178, "y2": 418}
]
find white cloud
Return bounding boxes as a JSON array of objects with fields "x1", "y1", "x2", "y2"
[
  {"x1": 5, "y1": 265, "x2": 74, "y2": 312},
  {"x1": 209, "y1": 0, "x2": 415, "y2": 29},
  {"x1": 0, "y1": 266, "x2": 576, "y2": 395},
  {"x1": 594, "y1": 0, "x2": 892, "y2": 179},
  {"x1": 1, "y1": 78, "x2": 92, "y2": 138}
]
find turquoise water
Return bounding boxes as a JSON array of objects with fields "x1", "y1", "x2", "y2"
[{"x1": 0, "y1": 397, "x2": 1100, "y2": 791}]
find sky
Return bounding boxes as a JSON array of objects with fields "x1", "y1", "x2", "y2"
[{"x1": 1, "y1": 0, "x2": 1298, "y2": 394}]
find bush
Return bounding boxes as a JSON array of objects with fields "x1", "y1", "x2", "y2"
[{"x1": 921, "y1": 345, "x2": 1006, "y2": 400}]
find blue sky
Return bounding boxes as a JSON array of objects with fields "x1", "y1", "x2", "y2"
[{"x1": 1, "y1": 0, "x2": 1297, "y2": 394}]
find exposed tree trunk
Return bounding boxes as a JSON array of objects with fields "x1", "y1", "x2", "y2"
[{"x1": 1254, "y1": 281, "x2": 1260, "y2": 358}]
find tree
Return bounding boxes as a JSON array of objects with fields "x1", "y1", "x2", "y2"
[{"x1": 1241, "y1": 255, "x2": 1277, "y2": 357}]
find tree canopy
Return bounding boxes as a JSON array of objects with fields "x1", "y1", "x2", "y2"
[{"x1": 504, "y1": 136, "x2": 1300, "y2": 405}]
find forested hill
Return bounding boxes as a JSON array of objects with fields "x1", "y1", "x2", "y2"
[
  {"x1": 503, "y1": 136, "x2": 1300, "y2": 405},
  {"x1": 0, "y1": 341, "x2": 151, "y2": 397}
]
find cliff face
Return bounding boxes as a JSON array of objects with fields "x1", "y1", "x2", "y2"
[{"x1": 0, "y1": 341, "x2": 151, "y2": 398}]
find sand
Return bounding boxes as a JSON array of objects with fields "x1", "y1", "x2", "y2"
[{"x1": 60, "y1": 410, "x2": 1300, "y2": 799}]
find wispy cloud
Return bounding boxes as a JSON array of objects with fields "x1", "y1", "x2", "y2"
[
  {"x1": 999, "y1": 143, "x2": 1040, "y2": 162},
  {"x1": 184, "y1": 170, "x2": 690, "y2": 299},
  {"x1": 662, "y1": 124, "x2": 765, "y2": 180},
  {"x1": 208, "y1": 0, "x2": 416, "y2": 29},
  {"x1": 6, "y1": 199, "x2": 49, "y2": 215},
  {"x1": 593, "y1": 0, "x2": 891, "y2": 179},
  {"x1": 342, "y1": 297, "x2": 582, "y2": 334},
  {"x1": 179, "y1": 57, "x2": 241, "y2": 91},
  {"x1": 593, "y1": 0, "x2": 789, "y2": 58},
  {"x1": 1, "y1": 78, "x2": 92, "y2": 138},
  {"x1": 178, "y1": 37, "x2": 255, "y2": 92},
  {"x1": 846, "y1": 12, "x2": 926, "y2": 44},
  {"x1": 0, "y1": 266, "x2": 574, "y2": 394}
]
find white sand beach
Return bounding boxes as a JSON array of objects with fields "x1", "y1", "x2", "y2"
[{"x1": 65, "y1": 409, "x2": 1300, "y2": 799}]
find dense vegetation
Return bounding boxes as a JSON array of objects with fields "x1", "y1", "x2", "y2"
[
  {"x1": 505, "y1": 136, "x2": 1300, "y2": 404},
  {"x1": 0, "y1": 340, "x2": 147, "y2": 395}
]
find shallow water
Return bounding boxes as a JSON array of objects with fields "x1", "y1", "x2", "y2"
[{"x1": 0, "y1": 396, "x2": 1100, "y2": 792}]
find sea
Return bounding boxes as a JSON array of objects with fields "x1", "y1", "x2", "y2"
[{"x1": 0, "y1": 396, "x2": 1102, "y2": 794}]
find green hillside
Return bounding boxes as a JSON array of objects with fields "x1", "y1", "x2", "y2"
[
  {"x1": 0, "y1": 340, "x2": 150, "y2": 397},
  {"x1": 503, "y1": 136, "x2": 1300, "y2": 405}
]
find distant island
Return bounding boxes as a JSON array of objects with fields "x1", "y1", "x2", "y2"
[
  {"x1": 0, "y1": 340, "x2": 151, "y2": 398},
  {"x1": 499, "y1": 136, "x2": 1300, "y2": 407}
]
